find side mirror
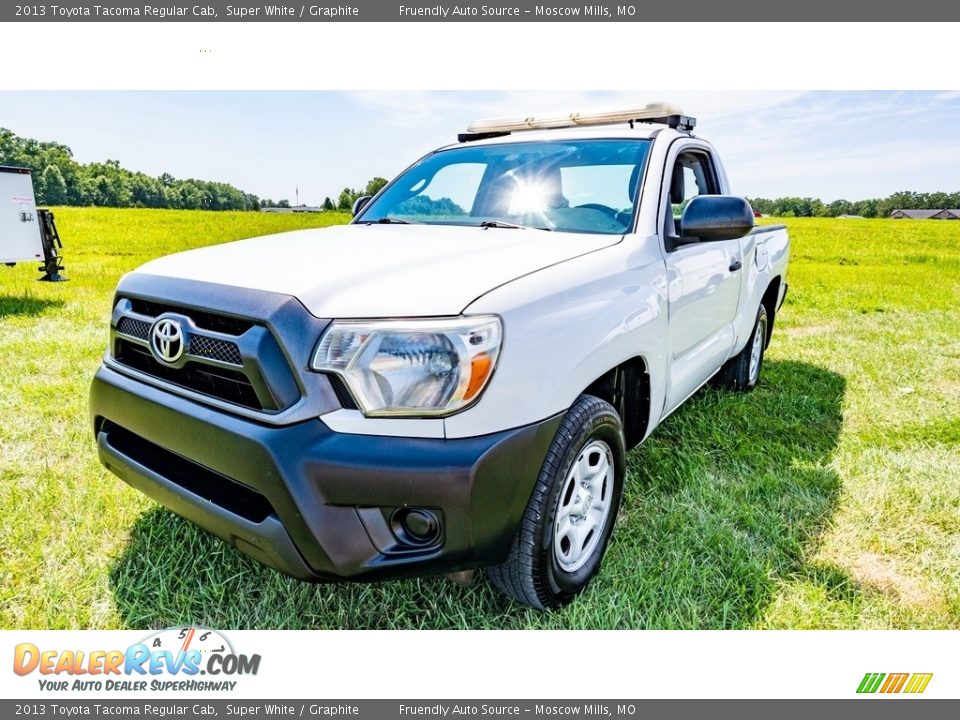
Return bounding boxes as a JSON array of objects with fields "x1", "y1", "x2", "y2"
[
  {"x1": 679, "y1": 196, "x2": 754, "y2": 243},
  {"x1": 352, "y1": 195, "x2": 372, "y2": 217}
]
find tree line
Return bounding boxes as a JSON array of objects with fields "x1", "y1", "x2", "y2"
[
  {"x1": 2, "y1": 127, "x2": 394, "y2": 213},
  {"x1": 1, "y1": 128, "x2": 261, "y2": 211},
  {"x1": 5, "y1": 128, "x2": 956, "y2": 217},
  {"x1": 747, "y1": 191, "x2": 960, "y2": 218}
]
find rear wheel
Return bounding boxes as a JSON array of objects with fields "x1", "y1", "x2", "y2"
[
  {"x1": 714, "y1": 304, "x2": 768, "y2": 392},
  {"x1": 487, "y1": 395, "x2": 625, "y2": 609}
]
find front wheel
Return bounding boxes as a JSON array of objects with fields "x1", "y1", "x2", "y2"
[
  {"x1": 713, "y1": 303, "x2": 769, "y2": 392},
  {"x1": 487, "y1": 395, "x2": 625, "y2": 609}
]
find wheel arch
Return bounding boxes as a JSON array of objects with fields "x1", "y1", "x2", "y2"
[
  {"x1": 760, "y1": 275, "x2": 782, "y2": 347},
  {"x1": 582, "y1": 355, "x2": 651, "y2": 450}
]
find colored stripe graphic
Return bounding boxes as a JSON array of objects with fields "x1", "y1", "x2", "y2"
[
  {"x1": 904, "y1": 673, "x2": 933, "y2": 694},
  {"x1": 857, "y1": 672, "x2": 932, "y2": 694},
  {"x1": 880, "y1": 673, "x2": 909, "y2": 693},
  {"x1": 857, "y1": 673, "x2": 885, "y2": 693}
]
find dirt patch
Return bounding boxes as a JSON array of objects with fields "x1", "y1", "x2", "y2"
[
  {"x1": 848, "y1": 552, "x2": 941, "y2": 610},
  {"x1": 784, "y1": 324, "x2": 835, "y2": 338}
]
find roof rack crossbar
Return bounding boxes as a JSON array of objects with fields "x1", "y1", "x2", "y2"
[{"x1": 458, "y1": 111, "x2": 696, "y2": 142}]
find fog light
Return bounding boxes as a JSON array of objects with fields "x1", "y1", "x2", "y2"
[{"x1": 393, "y1": 508, "x2": 440, "y2": 545}]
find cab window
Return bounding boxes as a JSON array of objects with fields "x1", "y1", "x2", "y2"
[{"x1": 666, "y1": 150, "x2": 720, "y2": 238}]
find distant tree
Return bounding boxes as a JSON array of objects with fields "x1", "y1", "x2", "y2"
[
  {"x1": 277, "y1": 199, "x2": 291, "y2": 208},
  {"x1": 364, "y1": 177, "x2": 388, "y2": 196},
  {"x1": 337, "y1": 187, "x2": 356, "y2": 211},
  {"x1": 827, "y1": 199, "x2": 854, "y2": 216},
  {"x1": 40, "y1": 164, "x2": 68, "y2": 205},
  {"x1": 746, "y1": 197, "x2": 772, "y2": 215},
  {"x1": 129, "y1": 172, "x2": 165, "y2": 208},
  {"x1": 334, "y1": 177, "x2": 390, "y2": 211},
  {"x1": 87, "y1": 161, "x2": 133, "y2": 207},
  {"x1": 322, "y1": 196, "x2": 335, "y2": 211},
  {"x1": 175, "y1": 181, "x2": 206, "y2": 210}
]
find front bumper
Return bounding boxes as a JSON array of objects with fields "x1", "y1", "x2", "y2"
[{"x1": 91, "y1": 363, "x2": 561, "y2": 581}]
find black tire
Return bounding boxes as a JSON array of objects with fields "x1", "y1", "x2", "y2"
[
  {"x1": 487, "y1": 394, "x2": 625, "y2": 609},
  {"x1": 713, "y1": 303, "x2": 769, "y2": 392}
]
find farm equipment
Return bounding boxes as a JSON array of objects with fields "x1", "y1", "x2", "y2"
[{"x1": 1, "y1": 166, "x2": 67, "y2": 282}]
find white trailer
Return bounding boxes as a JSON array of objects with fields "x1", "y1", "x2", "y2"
[
  {"x1": 0, "y1": 166, "x2": 66, "y2": 281},
  {"x1": 0, "y1": 166, "x2": 44, "y2": 265}
]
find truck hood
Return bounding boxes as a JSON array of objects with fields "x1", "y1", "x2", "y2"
[{"x1": 132, "y1": 223, "x2": 620, "y2": 317}]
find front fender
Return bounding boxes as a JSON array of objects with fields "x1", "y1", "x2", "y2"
[{"x1": 446, "y1": 235, "x2": 669, "y2": 439}]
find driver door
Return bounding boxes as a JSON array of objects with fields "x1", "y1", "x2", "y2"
[{"x1": 662, "y1": 148, "x2": 744, "y2": 414}]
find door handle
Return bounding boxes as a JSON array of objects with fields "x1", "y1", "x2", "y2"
[{"x1": 729, "y1": 258, "x2": 743, "y2": 272}]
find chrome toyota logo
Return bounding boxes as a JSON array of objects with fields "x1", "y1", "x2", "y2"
[{"x1": 150, "y1": 318, "x2": 185, "y2": 364}]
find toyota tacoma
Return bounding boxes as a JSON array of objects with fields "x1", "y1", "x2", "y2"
[{"x1": 91, "y1": 103, "x2": 790, "y2": 608}]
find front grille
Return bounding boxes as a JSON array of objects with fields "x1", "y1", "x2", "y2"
[
  {"x1": 103, "y1": 422, "x2": 274, "y2": 524},
  {"x1": 118, "y1": 315, "x2": 243, "y2": 366},
  {"x1": 116, "y1": 316, "x2": 150, "y2": 341},
  {"x1": 116, "y1": 339, "x2": 262, "y2": 410},
  {"x1": 110, "y1": 292, "x2": 313, "y2": 415},
  {"x1": 127, "y1": 298, "x2": 254, "y2": 336},
  {"x1": 189, "y1": 335, "x2": 243, "y2": 365}
]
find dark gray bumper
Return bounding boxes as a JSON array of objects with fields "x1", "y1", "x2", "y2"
[{"x1": 91, "y1": 363, "x2": 561, "y2": 582}]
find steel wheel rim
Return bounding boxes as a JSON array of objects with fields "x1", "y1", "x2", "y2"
[
  {"x1": 749, "y1": 317, "x2": 765, "y2": 384},
  {"x1": 553, "y1": 440, "x2": 615, "y2": 573}
]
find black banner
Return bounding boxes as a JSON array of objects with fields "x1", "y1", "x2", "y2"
[
  {"x1": 3, "y1": 700, "x2": 958, "y2": 719},
  {"x1": 5, "y1": 0, "x2": 957, "y2": 22}
]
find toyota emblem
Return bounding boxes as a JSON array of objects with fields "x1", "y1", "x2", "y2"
[{"x1": 150, "y1": 318, "x2": 185, "y2": 364}]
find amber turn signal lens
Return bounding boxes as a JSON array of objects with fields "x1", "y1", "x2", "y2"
[{"x1": 464, "y1": 353, "x2": 494, "y2": 401}]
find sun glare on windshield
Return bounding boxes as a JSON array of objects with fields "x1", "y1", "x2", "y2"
[{"x1": 508, "y1": 179, "x2": 553, "y2": 215}]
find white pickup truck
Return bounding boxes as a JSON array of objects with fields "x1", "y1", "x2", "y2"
[{"x1": 91, "y1": 104, "x2": 789, "y2": 609}]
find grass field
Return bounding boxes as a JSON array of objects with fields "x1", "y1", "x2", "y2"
[{"x1": 1, "y1": 208, "x2": 958, "y2": 630}]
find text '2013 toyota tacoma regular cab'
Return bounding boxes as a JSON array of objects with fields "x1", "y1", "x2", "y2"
[{"x1": 91, "y1": 103, "x2": 789, "y2": 609}]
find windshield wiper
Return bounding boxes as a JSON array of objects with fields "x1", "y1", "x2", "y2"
[
  {"x1": 480, "y1": 220, "x2": 524, "y2": 229},
  {"x1": 361, "y1": 217, "x2": 417, "y2": 225},
  {"x1": 479, "y1": 220, "x2": 553, "y2": 231}
]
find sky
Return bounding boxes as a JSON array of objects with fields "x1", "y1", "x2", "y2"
[{"x1": 1, "y1": 90, "x2": 958, "y2": 204}]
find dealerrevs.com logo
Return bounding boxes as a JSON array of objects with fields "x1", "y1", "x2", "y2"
[
  {"x1": 857, "y1": 673, "x2": 933, "y2": 695},
  {"x1": 13, "y1": 628, "x2": 261, "y2": 692}
]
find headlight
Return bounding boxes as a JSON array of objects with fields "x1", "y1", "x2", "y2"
[{"x1": 312, "y1": 316, "x2": 502, "y2": 417}]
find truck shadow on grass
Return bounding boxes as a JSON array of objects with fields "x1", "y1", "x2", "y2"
[{"x1": 109, "y1": 359, "x2": 847, "y2": 629}]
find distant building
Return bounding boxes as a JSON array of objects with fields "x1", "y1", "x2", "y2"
[
  {"x1": 261, "y1": 205, "x2": 324, "y2": 213},
  {"x1": 890, "y1": 208, "x2": 960, "y2": 219}
]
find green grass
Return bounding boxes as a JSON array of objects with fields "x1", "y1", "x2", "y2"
[{"x1": 2, "y1": 209, "x2": 958, "y2": 629}]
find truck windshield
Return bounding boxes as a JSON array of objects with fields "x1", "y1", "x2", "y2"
[{"x1": 356, "y1": 139, "x2": 652, "y2": 235}]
